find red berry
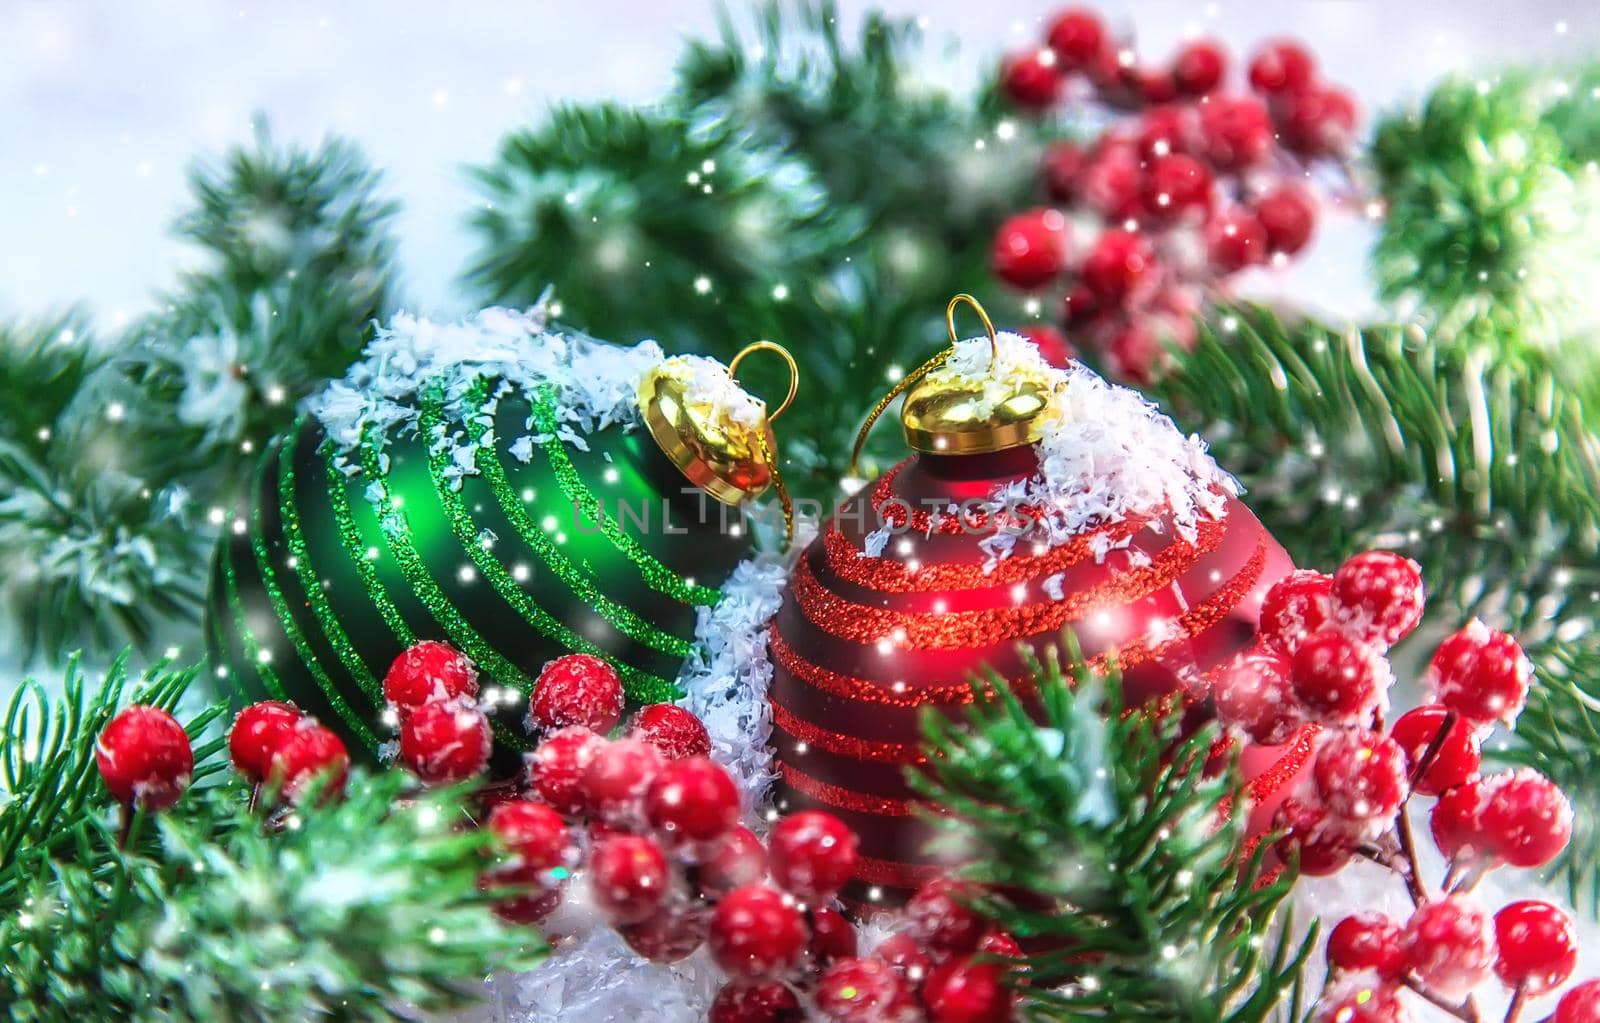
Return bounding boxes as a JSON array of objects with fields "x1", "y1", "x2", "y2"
[
  {"x1": 95, "y1": 705, "x2": 194, "y2": 811},
  {"x1": 1061, "y1": 283, "x2": 1102, "y2": 330},
  {"x1": 709, "y1": 885, "x2": 809, "y2": 980},
  {"x1": 1019, "y1": 324, "x2": 1077, "y2": 368},
  {"x1": 697, "y1": 825, "x2": 770, "y2": 899},
  {"x1": 1136, "y1": 106, "x2": 1194, "y2": 162},
  {"x1": 1290, "y1": 630, "x2": 1391, "y2": 727},
  {"x1": 530, "y1": 653, "x2": 624, "y2": 734},
  {"x1": 1045, "y1": 8, "x2": 1108, "y2": 71},
  {"x1": 383, "y1": 640, "x2": 477, "y2": 719},
  {"x1": 1199, "y1": 94, "x2": 1274, "y2": 170},
  {"x1": 976, "y1": 929, "x2": 1023, "y2": 959},
  {"x1": 619, "y1": 899, "x2": 711, "y2": 963},
  {"x1": 1494, "y1": 900, "x2": 1576, "y2": 994},
  {"x1": 875, "y1": 933, "x2": 932, "y2": 981},
  {"x1": 590, "y1": 834, "x2": 671, "y2": 925},
  {"x1": 815, "y1": 957, "x2": 914, "y2": 1022},
  {"x1": 1254, "y1": 185, "x2": 1317, "y2": 256},
  {"x1": 1272, "y1": 795, "x2": 1359, "y2": 876},
  {"x1": 1107, "y1": 324, "x2": 1163, "y2": 385},
  {"x1": 269, "y1": 722, "x2": 350, "y2": 802},
  {"x1": 1426, "y1": 621, "x2": 1531, "y2": 727},
  {"x1": 710, "y1": 981, "x2": 803, "y2": 1023},
  {"x1": 488, "y1": 799, "x2": 570, "y2": 874},
  {"x1": 1078, "y1": 141, "x2": 1144, "y2": 220},
  {"x1": 1259, "y1": 571, "x2": 1335, "y2": 655},
  {"x1": 582, "y1": 736, "x2": 665, "y2": 827},
  {"x1": 399, "y1": 696, "x2": 491, "y2": 785},
  {"x1": 906, "y1": 877, "x2": 987, "y2": 960},
  {"x1": 768, "y1": 810, "x2": 860, "y2": 901},
  {"x1": 1281, "y1": 86, "x2": 1359, "y2": 156},
  {"x1": 228, "y1": 700, "x2": 302, "y2": 782},
  {"x1": 527, "y1": 725, "x2": 602, "y2": 815},
  {"x1": 1431, "y1": 781, "x2": 1490, "y2": 861},
  {"x1": 630, "y1": 703, "x2": 711, "y2": 761},
  {"x1": 806, "y1": 907, "x2": 859, "y2": 972},
  {"x1": 1141, "y1": 153, "x2": 1214, "y2": 221},
  {"x1": 1330, "y1": 551, "x2": 1425, "y2": 648},
  {"x1": 992, "y1": 208, "x2": 1070, "y2": 290},
  {"x1": 1403, "y1": 898, "x2": 1494, "y2": 998},
  {"x1": 1211, "y1": 646, "x2": 1300, "y2": 744},
  {"x1": 1479, "y1": 769, "x2": 1573, "y2": 868},
  {"x1": 1248, "y1": 41, "x2": 1315, "y2": 96},
  {"x1": 1389, "y1": 705, "x2": 1480, "y2": 796},
  {"x1": 1314, "y1": 730, "x2": 1408, "y2": 823},
  {"x1": 1172, "y1": 40, "x2": 1228, "y2": 96},
  {"x1": 1135, "y1": 68, "x2": 1180, "y2": 106},
  {"x1": 1205, "y1": 207, "x2": 1268, "y2": 272},
  {"x1": 645, "y1": 756, "x2": 741, "y2": 842},
  {"x1": 924, "y1": 957, "x2": 1013, "y2": 1023},
  {"x1": 1081, "y1": 228, "x2": 1157, "y2": 303},
  {"x1": 1314, "y1": 980, "x2": 1404, "y2": 1023},
  {"x1": 1558, "y1": 980, "x2": 1600, "y2": 1023},
  {"x1": 1001, "y1": 49, "x2": 1063, "y2": 110},
  {"x1": 481, "y1": 868, "x2": 562, "y2": 924},
  {"x1": 1042, "y1": 142, "x2": 1086, "y2": 203},
  {"x1": 1327, "y1": 912, "x2": 1405, "y2": 979}
]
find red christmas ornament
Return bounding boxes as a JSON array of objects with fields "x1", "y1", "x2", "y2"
[
  {"x1": 1329, "y1": 551, "x2": 1424, "y2": 648},
  {"x1": 95, "y1": 705, "x2": 194, "y2": 811},
  {"x1": 1402, "y1": 898, "x2": 1494, "y2": 999},
  {"x1": 710, "y1": 982, "x2": 803, "y2": 1023},
  {"x1": 582, "y1": 736, "x2": 665, "y2": 827},
  {"x1": 589, "y1": 834, "x2": 670, "y2": 925},
  {"x1": 529, "y1": 653, "x2": 624, "y2": 734},
  {"x1": 399, "y1": 696, "x2": 491, "y2": 785},
  {"x1": 991, "y1": 209, "x2": 1070, "y2": 290},
  {"x1": 708, "y1": 884, "x2": 809, "y2": 980},
  {"x1": 1313, "y1": 730, "x2": 1408, "y2": 823},
  {"x1": 527, "y1": 725, "x2": 602, "y2": 815},
  {"x1": 1389, "y1": 705, "x2": 1480, "y2": 796},
  {"x1": 1327, "y1": 912, "x2": 1405, "y2": 980},
  {"x1": 1000, "y1": 50, "x2": 1064, "y2": 111},
  {"x1": 922, "y1": 957, "x2": 1013, "y2": 1023},
  {"x1": 696, "y1": 825, "x2": 769, "y2": 899},
  {"x1": 1494, "y1": 900, "x2": 1576, "y2": 994},
  {"x1": 1479, "y1": 769, "x2": 1573, "y2": 868},
  {"x1": 1426, "y1": 621, "x2": 1531, "y2": 727},
  {"x1": 769, "y1": 810, "x2": 860, "y2": 902},
  {"x1": 1171, "y1": 40, "x2": 1227, "y2": 97},
  {"x1": 1045, "y1": 8, "x2": 1108, "y2": 71},
  {"x1": 814, "y1": 957, "x2": 914, "y2": 1022},
  {"x1": 1254, "y1": 185, "x2": 1317, "y2": 256},
  {"x1": 1248, "y1": 41, "x2": 1316, "y2": 96},
  {"x1": 1290, "y1": 630, "x2": 1389, "y2": 727},
  {"x1": 1272, "y1": 795, "x2": 1358, "y2": 876},
  {"x1": 1559, "y1": 980, "x2": 1600, "y2": 1023},
  {"x1": 269, "y1": 722, "x2": 350, "y2": 801},
  {"x1": 1257, "y1": 570, "x2": 1333, "y2": 655},
  {"x1": 228, "y1": 700, "x2": 303, "y2": 782},
  {"x1": 1431, "y1": 781, "x2": 1489, "y2": 861},
  {"x1": 645, "y1": 756, "x2": 741, "y2": 842},
  {"x1": 383, "y1": 640, "x2": 478, "y2": 719},
  {"x1": 630, "y1": 703, "x2": 712, "y2": 760}
]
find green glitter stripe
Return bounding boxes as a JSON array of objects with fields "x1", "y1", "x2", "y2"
[
  {"x1": 527, "y1": 390, "x2": 721, "y2": 608},
  {"x1": 428, "y1": 392, "x2": 691, "y2": 657},
  {"x1": 322, "y1": 440, "x2": 528, "y2": 752},
  {"x1": 411, "y1": 401, "x2": 679, "y2": 703},
  {"x1": 277, "y1": 425, "x2": 384, "y2": 700},
  {"x1": 247, "y1": 447, "x2": 378, "y2": 747},
  {"x1": 221, "y1": 542, "x2": 289, "y2": 703}
]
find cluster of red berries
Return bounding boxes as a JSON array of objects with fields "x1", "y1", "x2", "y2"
[
  {"x1": 227, "y1": 701, "x2": 351, "y2": 803},
  {"x1": 993, "y1": 7, "x2": 1356, "y2": 382},
  {"x1": 1208, "y1": 551, "x2": 1584, "y2": 1022}
]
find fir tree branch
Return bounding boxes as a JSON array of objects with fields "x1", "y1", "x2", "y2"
[{"x1": 910, "y1": 642, "x2": 1313, "y2": 1022}]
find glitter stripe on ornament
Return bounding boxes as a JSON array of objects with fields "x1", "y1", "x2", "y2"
[
  {"x1": 822, "y1": 515, "x2": 1148, "y2": 592},
  {"x1": 777, "y1": 761, "x2": 921, "y2": 817},
  {"x1": 419, "y1": 387, "x2": 688, "y2": 659},
  {"x1": 771, "y1": 701, "x2": 925, "y2": 764},
  {"x1": 867, "y1": 460, "x2": 1036, "y2": 537},
  {"x1": 246, "y1": 480, "x2": 379, "y2": 748},
  {"x1": 852, "y1": 852, "x2": 943, "y2": 888},
  {"x1": 792, "y1": 518, "x2": 1228, "y2": 649},
  {"x1": 768, "y1": 626, "x2": 989, "y2": 708},
  {"x1": 529, "y1": 391, "x2": 721, "y2": 608},
  {"x1": 221, "y1": 541, "x2": 289, "y2": 703}
]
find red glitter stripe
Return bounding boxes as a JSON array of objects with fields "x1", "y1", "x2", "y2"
[
  {"x1": 853, "y1": 853, "x2": 944, "y2": 888},
  {"x1": 1217, "y1": 723, "x2": 1321, "y2": 825},
  {"x1": 770, "y1": 626, "x2": 986, "y2": 707},
  {"x1": 823, "y1": 516, "x2": 1150, "y2": 593},
  {"x1": 778, "y1": 761, "x2": 921, "y2": 817},
  {"x1": 795, "y1": 517, "x2": 1230, "y2": 648},
  {"x1": 770, "y1": 542, "x2": 1268, "y2": 760}
]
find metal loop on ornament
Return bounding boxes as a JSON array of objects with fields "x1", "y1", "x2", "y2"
[
  {"x1": 945, "y1": 293, "x2": 998, "y2": 360},
  {"x1": 728, "y1": 341, "x2": 799, "y2": 422}
]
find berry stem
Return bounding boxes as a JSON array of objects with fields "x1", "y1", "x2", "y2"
[
  {"x1": 1392, "y1": 810, "x2": 1429, "y2": 906},
  {"x1": 1504, "y1": 983, "x2": 1528, "y2": 1023},
  {"x1": 1407, "y1": 711, "x2": 1460, "y2": 791},
  {"x1": 1401, "y1": 975, "x2": 1480, "y2": 1023},
  {"x1": 1449, "y1": 859, "x2": 1493, "y2": 896},
  {"x1": 247, "y1": 781, "x2": 261, "y2": 815},
  {"x1": 116, "y1": 803, "x2": 133, "y2": 850}
]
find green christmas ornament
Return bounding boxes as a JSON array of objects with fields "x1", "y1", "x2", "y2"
[{"x1": 205, "y1": 308, "x2": 795, "y2": 763}]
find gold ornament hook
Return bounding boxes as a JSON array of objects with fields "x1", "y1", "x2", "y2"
[
  {"x1": 945, "y1": 293, "x2": 998, "y2": 361},
  {"x1": 727, "y1": 341, "x2": 799, "y2": 422}
]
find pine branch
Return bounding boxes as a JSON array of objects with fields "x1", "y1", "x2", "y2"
[
  {"x1": 0, "y1": 773, "x2": 544, "y2": 1022},
  {"x1": 910, "y1": 642, "x2": 1313, "y2": 1022},
  {"x1": 467, "y1": 0, "x2": 1041, "y2": 499}
]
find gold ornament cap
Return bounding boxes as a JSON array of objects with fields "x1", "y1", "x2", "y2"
[
  {"x1": 637, "y1": 342, "x2": 797, "y2": 508},
  {"x1": 899, "y1": 295, "x2": 1057, "y2": 455}
]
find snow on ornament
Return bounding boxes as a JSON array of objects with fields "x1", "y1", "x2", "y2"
[
  {"x1": 766, "y1": 295, "x2": 1294, "y2": 904},
  {"x1": 204, "y1": 306, "x2": 798, "y2": 772}
]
